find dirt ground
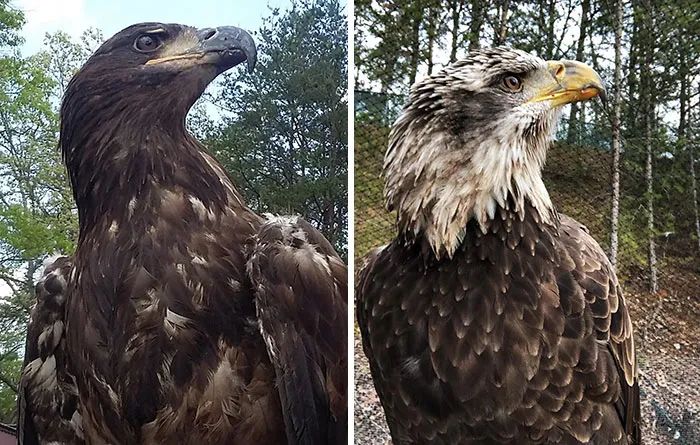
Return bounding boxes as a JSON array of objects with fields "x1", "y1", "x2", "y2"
[{"x1": 354, "y1": 290, "x2": 700, "y2": 444}]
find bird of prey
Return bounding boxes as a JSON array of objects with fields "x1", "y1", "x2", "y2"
[
  {"x1": 19, "y1": 23, "x2": 347, "y2": 445},
  {"x1": 357, "y1": 48, "x2": 639, "y2": 444}
]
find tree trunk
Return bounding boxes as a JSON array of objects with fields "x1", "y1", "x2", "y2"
[
  {"x1": 626, "y1": 6, "x2": 640, "y2": 130},
  {"x1": 567, "y1": 0, "x2": 590, "y2": 144},
  {"x1": 407, "y1": 6, "x2": 424, "y2": 85},
  {"x1": 426, "y1": 7, "x2": 440, "y2": 75},
  {"x1": 545, "y1": 0, "x2": 556, "y2": 59},
  {"x1": 679, "y1": 51, "x2": 688, "y2": 137},
  {"x1": 645, "y1": 112, "x2": 657, "y2": 293},
  {"x1": 449, "y1": 0, "x2": 464, "y2": 62},
  {"x1": 468, "y1": 0, "x2": 485, "y2": 51},
  {"x1": 609, "y1": 0, "x2": 623, "y2": 269},
  {"x1": 492, "y1": 0, "x2": 510, "y2": 45},
  {"x1": 691, "y1": 144, "x2": 700, "y2": 253},
  {"x1": 641, "y1": 0, "x2": 657, "y2": 293},
  {"x1": 678, "y1": 40, "x2": 699, "y2": 253}
]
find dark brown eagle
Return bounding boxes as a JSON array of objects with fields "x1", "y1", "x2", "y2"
[
  {"x1": 357, "y1": 48, "x2": 640, "y2": 444},
  {"x1": 18, "y1": 23, "x2": 347, "y2": 444}
]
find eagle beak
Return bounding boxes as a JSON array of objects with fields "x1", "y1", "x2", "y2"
[
  {"x1": 528, "y1": 60, "x2": 606, "y2": 107},
  {"x1": 146, "y1": 26, "x2": 257, "y2": 72}
]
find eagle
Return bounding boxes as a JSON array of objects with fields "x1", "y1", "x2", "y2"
[
  {"x1": 18, "y1": 23, "x2": 347, "y2": 444},
  {"x1": 357, "y1": 48, "x2": 640, "y2": 444}
]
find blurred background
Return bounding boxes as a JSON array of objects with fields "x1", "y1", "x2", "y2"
[
  {"x1": 354, "y1": 0, "x2": 699, "y2": 444},
  {"x1": 0, "y1": 0, "x2": 347, "y2": 430}
]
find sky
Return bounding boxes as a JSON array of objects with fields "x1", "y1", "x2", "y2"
[{"x1": 12, "y1": 0, "x2": 294, "y2": 56}]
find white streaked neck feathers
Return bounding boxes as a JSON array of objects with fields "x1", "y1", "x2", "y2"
[{"x1": 384, "y1": 110, "x2": 558, "y2": 258}]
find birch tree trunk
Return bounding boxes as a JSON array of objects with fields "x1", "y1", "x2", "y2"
[
  {"x1": 609, "y1": 0, "x2": 623, "y2": 269},
  {"x1": 646, "y1": 111, "x2": 657, "y2": 294},
  {"x1": 642, "y1": 0, "x2": 657, "y2": 293},
  {"x1": 449, "y1": 0, "x2": 464, "y2": 63}
]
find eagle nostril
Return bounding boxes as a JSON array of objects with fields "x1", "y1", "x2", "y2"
[
  {"x1": 553, "y1": 63, "x2": 565, "y2": 79},
  {"x1": 203, "y1": 29, "x2": 216, "y2": 40}
]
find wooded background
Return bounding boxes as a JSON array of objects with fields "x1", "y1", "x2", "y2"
[
  {"x1": 354, "y1": 0, "x2": 699, "y2": 444},
  {"x1": 0, "y1": 0, "x2": 347, "y2": 424}
]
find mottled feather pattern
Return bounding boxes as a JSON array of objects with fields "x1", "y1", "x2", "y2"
[
  {"x1": 19, "y1": 256, "x2": 84, "y2": 444},
  {"x1": 358, "y1": 205, "x2": 639, "y2": 444},
  {"x1": 248, "y1": 216, "x2": 348, "y2": 445}
]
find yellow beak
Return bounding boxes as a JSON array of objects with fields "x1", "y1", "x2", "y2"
[{"x1": 528, "y1": 60, "x2": 606, "y2": 107}]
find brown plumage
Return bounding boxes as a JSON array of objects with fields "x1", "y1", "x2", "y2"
[
  {"x1": 357, "y1": 48, "x2": 639, "y2": 444},
  {"x1": 19, "y1": 22, "x2": 346, "y2": 445}
]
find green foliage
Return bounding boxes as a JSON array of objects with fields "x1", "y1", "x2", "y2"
[
  {"x1": 203, "y1": 0, "x2": 348, "y2": 256},
  {"x1": 0, "y1": 9, "x2": 89, "y2": 419},
  {"x1": 0, "y1": 0, "x2": 24, "y2": 48}
]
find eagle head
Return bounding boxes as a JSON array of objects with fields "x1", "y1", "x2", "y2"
[
  {"x1": 59, "y1": 23, "x2": 256, "y2": 225},
  {"x1": 60, "y1": 22, "x2": 256, "y2": 151},
  {"x1": 384, "y1": 47, "x2": 605, "y2": 258}
]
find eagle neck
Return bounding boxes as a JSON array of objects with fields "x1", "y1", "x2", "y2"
[
  {"x1": 385, "y1": 123, "x2": 557, "y2": 259},
  {"x1": 62, "y1": 117, "x2": 230, "y2": 234}
]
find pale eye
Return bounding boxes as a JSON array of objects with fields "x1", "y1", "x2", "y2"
[
  {"x1": 134, "y1": 35, "x2": 162, "y2": 52},
  {"x1": 503, "y1": 75, "x2": 523, "y2": 92}
]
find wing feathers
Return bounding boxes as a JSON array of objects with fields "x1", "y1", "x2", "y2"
[
  {"x1": 19, "y1": 256, "x2": 83, "y2": 445},
  {"x1": 559, "y1": 215, "x2": 639, "y2": 443},
  {"x1": 248, "y1": 215, "x2": 347, "y2": 445}
]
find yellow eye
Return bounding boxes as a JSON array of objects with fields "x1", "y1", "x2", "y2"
[{"x1": 503, "y1": 75, "x2": 523, "y2": 92}]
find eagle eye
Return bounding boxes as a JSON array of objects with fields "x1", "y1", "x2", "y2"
[
  {"x1": 134, "y1": 34, "x2": 163, "y2": 53},
  {"x1": 502, "y1": 75, "x2": 523, "y2": 92}
]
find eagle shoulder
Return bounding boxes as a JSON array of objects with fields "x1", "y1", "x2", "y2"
[
  {"x1": 19, "y1": 256, "x2": 83, "y2": 445},
  {"x1": 247, "y1": 215, "x2": 347, "y2": 445}
]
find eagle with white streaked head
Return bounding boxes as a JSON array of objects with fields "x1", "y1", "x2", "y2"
[{"x1": 357, "y1": 48, "x2": 640, "y2": 444}]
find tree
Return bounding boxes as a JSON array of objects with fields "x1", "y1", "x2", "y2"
[
  {"x1": 205, "y1": 0, "x2": 348, "y2": 256},
  {"x1": 640, "y1": 0, "x2": 657, "y2": 293},
  {"x1": 448, "y1": 0, "x2": 465, "y2": 62},
  {"x1": 0, "y1": 20, "x2": 98, "y2": 420},
  {"x1": 490, "y1": 0, "x2": 511, "y2": 46},
  {"x1": 0, "y1": 0, "x2": 23, "y2": 49},
  {"x1": 466, "y1": 0, "x2": 486, "y2": 50},
  {"x1": 609, "y1": 0, "x2": 623, "y2": 269}
]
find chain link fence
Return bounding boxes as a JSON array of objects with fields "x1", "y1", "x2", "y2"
[{"x1": 354, "y1": 77, "x2": 700, "y2": 445}]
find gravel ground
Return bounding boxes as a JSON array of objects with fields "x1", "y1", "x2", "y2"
[
  {"x1": 354, "y1": 336, "x2": 391, "y2": 445},
  {"x1": 354, "y1": 290, "x2": 700, "y2": 444}
]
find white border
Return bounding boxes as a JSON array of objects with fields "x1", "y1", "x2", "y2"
[{"x1": 347, "y1": 0, "x2": 355, "y2": 441}]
